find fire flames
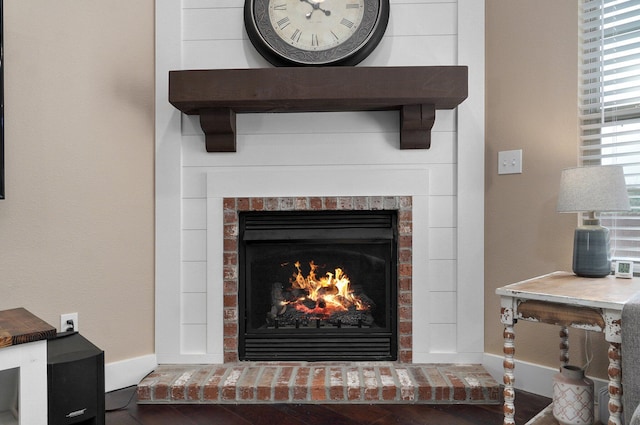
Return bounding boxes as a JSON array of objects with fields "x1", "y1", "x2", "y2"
[{"x1": 286, "y1": 260, "x2": 368, "y2": 318}]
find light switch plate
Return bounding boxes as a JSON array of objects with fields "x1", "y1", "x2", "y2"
[{"x1": 498, "y1": 150, "x2": 523, "y2": 175}]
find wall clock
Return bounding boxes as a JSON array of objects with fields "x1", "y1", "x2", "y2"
[{"x1": 244, "y1": 0, "x2": 389, "y2": 67}]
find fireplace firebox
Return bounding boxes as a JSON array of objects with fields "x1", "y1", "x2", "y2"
[{"x1": 238, "y1": 210, "x2": 398, "y2": 361}]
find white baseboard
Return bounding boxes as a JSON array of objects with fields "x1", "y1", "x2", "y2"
[
  {"x1": 104, "y1": 354, "x2": 157, "y2": 393},
  {"x1": 482, "y1": 353, "x2": 607, "y2": 398}
]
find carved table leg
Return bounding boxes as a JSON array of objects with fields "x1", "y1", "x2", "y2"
[
  {"x1": 559, "y1": 326, "x2": 569, "y2": 367},
  {"x1": 503, "y1": 325, "x2": 516, "y2": 425},
  {"x1": 608, "y1": 342, "x2": 623, "y2": 425}
]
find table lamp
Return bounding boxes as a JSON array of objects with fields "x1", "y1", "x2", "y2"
[{"x1": 557, "y1": 165, "x2": 630, "y2": 278}]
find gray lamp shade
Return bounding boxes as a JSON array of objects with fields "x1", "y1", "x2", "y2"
[
  {"x1": 557, "y1": 165, "x2": 630, "y2": 213},
  {"x1": 556, "y1": 165, "x2": 631, "y2": 278}
]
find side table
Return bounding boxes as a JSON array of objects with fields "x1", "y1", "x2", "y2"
[
  {"x1": 496, "y1": 271, "x2": 640, "y2": 425},
  {"x1": 0, "y1": 308, "x2": 56, "y2": 425}
]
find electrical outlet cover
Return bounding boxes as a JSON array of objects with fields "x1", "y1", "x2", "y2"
[{"x1": 60, "y1": 313, "x2": 78, "y2": 332}]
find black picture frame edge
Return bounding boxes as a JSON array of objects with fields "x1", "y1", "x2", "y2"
[{"x1": 1, "y1": 0, "x2": 5, "y2": 200}]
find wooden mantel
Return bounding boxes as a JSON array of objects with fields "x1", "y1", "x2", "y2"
[{"x1": 168, "y1": 66, "x2": 468, "y2": 152}]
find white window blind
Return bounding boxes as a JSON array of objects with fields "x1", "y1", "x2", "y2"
[{"x1": 580, "y1": 0, "x2": 640, "y2": 263}]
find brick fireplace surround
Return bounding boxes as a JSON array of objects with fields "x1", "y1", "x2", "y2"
[
  {"x1": 222, "y1": 195, "x2": 413, "y2": 364},
  {"x1": 138, "y1": 195, "x2": 500, "y2": 405}
]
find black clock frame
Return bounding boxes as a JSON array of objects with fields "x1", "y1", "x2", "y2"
[{"x1": 244, "y1": 0, "x2": 389, "y2": 67}]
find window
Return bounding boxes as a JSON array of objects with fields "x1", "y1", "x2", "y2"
[{"x1": 580, "y1": 0, "x2": 640, "y2": 263}]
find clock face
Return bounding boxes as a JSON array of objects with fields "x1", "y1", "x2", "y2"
[{"x1": 245, "y1": 0, "x2": 389, "y2": 66}]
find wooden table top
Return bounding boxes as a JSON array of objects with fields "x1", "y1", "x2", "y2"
[
  {"x1": 496, "y1": 271, "x2": 640, "y2": 310},
  {"x1": 0, "y1": 307, "x2": 56, "y2": 349}
]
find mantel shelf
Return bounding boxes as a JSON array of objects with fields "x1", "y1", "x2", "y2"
[{"x1": 168, "y1": 66, "x2": 468, "y2": 152}]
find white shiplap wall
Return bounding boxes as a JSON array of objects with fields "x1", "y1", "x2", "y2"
[{"x1": 155, "y1": 0, "x2": 485, "y2": 364}]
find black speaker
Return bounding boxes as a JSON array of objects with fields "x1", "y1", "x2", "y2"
[{"x1": 47, "y1": 332, "x2": 105, "y2": 425}]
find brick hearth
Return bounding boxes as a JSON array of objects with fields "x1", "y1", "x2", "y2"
[{"x1": 137, "y1": 363, "x2": 500, "y2": 405}]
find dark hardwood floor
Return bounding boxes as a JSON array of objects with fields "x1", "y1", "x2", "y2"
[{"x1": 105, "y1": 386, "x2": 551, "y2": 425}]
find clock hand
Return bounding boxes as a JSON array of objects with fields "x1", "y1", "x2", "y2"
[{"x1": 300, "y1": 0, "x2": 331, "y2": 19}]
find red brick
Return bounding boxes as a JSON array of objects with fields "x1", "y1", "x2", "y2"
[
  {"x1": 362, "y1": 367, "x2": 379, "y2": 401},
  {"x1": 171, "y1": 369, "x2": 196, "y2": 400},
  {"x1": 309, "y1": 197, "x2": 323, "y2": 210},
  {"x1": 187, "y1": 367, "x2": 211, "y2": 401},
  {"x1": 398, "y1": 234, "x2": 412, "y2": 249},
  {"x1": 398, "y1": 276, "x2": 412, "y2": 292},
  {"x1": 398, "y1": 248, "x2": 412, "y2": 264},
  {"x1": 398, "y1": 306, "x2": 412, "y2": 321},
  {"x1": 257, "y1": 367, "x2": 277, "y2": 401},
  {"x1": 223, "y1": 198, "x2": 236, "y2": 210},
  {"x1": 223, "y1": 253, "x2": 237, "y2": 266},
  {"x1": 295, "y1": 197, "x2": 309, "y2": 209},
  {"x1": 221, "y1": 368, "x2": 243, "y2": 401},
  {"x1": 202, "y1": 367, "x2": 227, "y2": 401},
  {"x1": 237, "y1": 198, "x2": 250, "y2": 210},
  {"x1": 137, "y1": 385, "x2": 151, "y2": 401},
  {"x1": 379, "y1": 367, "x2": 397, "y2": 401},
  {"x1": 237, "y1": 367, "x2": 261, "y2": 400},
  {"x1": 223, "y1": 237, "x2": 237, "y2": 252},
  {"x1": 399, "y1": 350, "x2": 412, "y2": 363},
  {"x1": 324, "y1": 197, "x2": 338, "y2": 210},
  {"x1": 444, "y1": 370, "x2": 468, "y2": 401},
  {"x1": 223, "y1": 351, "x2": 238, "y2": 363},
  {"x1": 311, "y1": 367, "x2": 327, "y2": 401},
  {"x1": 346, "y1": 368, "x2": 361, "y2": 401},
  {"x1": 398, "y1": 263, "x2": 412, "y2": 278},
  {"x1": 328, "y1": 368, "x2": 345, "y2": 401},
  {"x1": 265, "y1": 197, "x2": 280, "y2": 210},
  {"x1": 223, "y1": 294, "x2": 237, "y2": 308},
  {"x1": 293, "y1": 367, "x2": 311, "y2": 401},
  {"x1": 424, "y1": 367, "x2": 450, "y2": 401},
  {"x1": 275, "y1": 367, "x2": 294, "y2": 401},
  {"x1": 250, "y1": 197, "x2": 265, "y2": 210},
  {"x1": 410, "y1": 366, "x2": 432, "y2": 401}
]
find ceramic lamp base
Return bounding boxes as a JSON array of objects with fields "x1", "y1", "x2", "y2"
[{"x1": 572, "y1": 224, "x2": 611, "y2": 278}]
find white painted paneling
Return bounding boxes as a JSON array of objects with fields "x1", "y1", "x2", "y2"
[
  {"x1": 182, "y1": 198, "x2": 207, "y2": 229},
  {"x1": 182, "y1": 261, "x2": 207, "y2": 293},
  {"x1": 181, "y1": 133, "x2": 457, "y2": 167},
  {"x1": 428, "y1": 259, "x2": 457, "y2": 292},
  {"x1": 182, "y1": 230, "x2": 207, "y2": 261},
  {"x1": 427, "y1": 165, "x2": 456, "y2": 196},
  {"x1": 429, "y1": 195, "x2": 457, "y2": 227},
  {"x1": 429, "y1": 323, "x2": 457, "y2": 353},
  {"x1": 183, "y1": 0, "x2": 241, "y2": 8},
  {"x1": 182, "y1": 169, "x2": 208, "y2": 199},
  {"x1": 359, "y1": 35, "x2": 458, "y2": 66},
  {"x1": 182, "y1": 39, "x2": 269, "y2": 69},
  {"x1": 183, "y1": 8, "x2": 244, "y2": 40},
  {"x1": 428, "y1": 227, "x2": 456, "y2": 260},
  {"x1": 181, "y1": 324, "x2": 208, "y2": 354},
  {"x1": 389, "y1": 3, "x2": 457, "y2": 36},
  {"x1": 429, "y1": 292, "x2": 457, "y2": 323},
  {"x1": 182, "y1": 293, "x2": 208, "y2": 324}
]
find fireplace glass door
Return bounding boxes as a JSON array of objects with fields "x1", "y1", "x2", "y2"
[{"x1": 238, "y1": 210, "x2": 398, "y2": 361}]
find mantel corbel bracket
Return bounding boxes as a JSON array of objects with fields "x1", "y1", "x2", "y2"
[
  {"x1": 400, "y1": 104, "x2": 436, "y2": 149},
  {"x1": 200, "y1": 108, "x2": 237, "y2": 153}
]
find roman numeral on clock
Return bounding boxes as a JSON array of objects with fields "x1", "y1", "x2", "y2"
[
  {"x1": 273, "y1": 3, "x2": 287, "y2": 10},
  {"x1": 291, "y1": 29, "x2": 301, "y2": 42},
  {"x1": 277, "y1": 16, "x2": 290, "y2": 29},
  {"x1": 340, "y1": 18, "x2": 354, "y2": 29}
]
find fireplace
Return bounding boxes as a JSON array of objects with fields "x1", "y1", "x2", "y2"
[{"x1": 238, "y1": 210, "x2": 398, "y2": 361}]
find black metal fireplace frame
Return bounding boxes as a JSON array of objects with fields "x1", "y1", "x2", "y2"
[{"x1": 238, "y1": 210, "x2": 398, "y2": 361}]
